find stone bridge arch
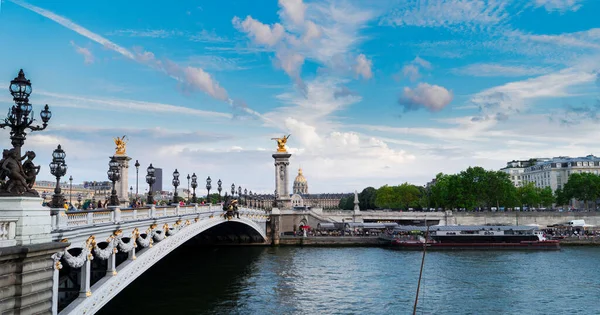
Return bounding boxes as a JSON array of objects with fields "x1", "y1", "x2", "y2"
[{"x1": 58, "y1": 216, "x2": 267, "y2": 314}]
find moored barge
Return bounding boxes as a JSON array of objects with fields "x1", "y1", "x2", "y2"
[{"x1": 381, "y1": 225, "x2": 560, "y2": 250}]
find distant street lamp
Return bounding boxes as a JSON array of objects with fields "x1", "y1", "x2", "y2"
[
  {"x1": 187, "y1": 174, "x2": 191, "y2": 202},
  {"x1": 231, "y1": 183, "x2": 235, "y2": 197},
  {"x1": 217, "y1": 179, "x2": 222, "y2": 203},
  {"x1": 172, "y1": 169, "x2": 180, "y2": 203},
  {"x1": 146, "y1": 164, "x2": 156, "y2": 205},
  {"x1": 69, "y1": 175, "x2": 73, "y2": 205},
  {"x1": 244, "y1": 188, "x2": 247, "y2": 206},
  {"x1": 206, "y1": 176, "x2": 212, "y2": 204},
  {"x1": 191, "y1": 173, "x2": 198, "y2": 203},
  {"x1": 49, "y1": 145, "x2": 67, "y2": 208},
  {"x1": 248, "y1": 190, "x2": 252, "y2": 207},
  {"x1": 134, "y1": 160, "x2": 140, "y2": 198},
  {"x1": 238, "y1": 186, "x2": 242, "y2": 203},
  {"x1": 108, "y1": 156, "x2": 121, "y2": 206},
  {"x1": 130, "y1": 186, "x2": 133, "y2": 200},
  {"x1": 77, "y1": 192, "x2": 82, "y2": 208}
]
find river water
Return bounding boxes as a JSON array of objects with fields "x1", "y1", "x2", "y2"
[{"x1": 98, "y1": 245, "x2": 600, "y2": 314}]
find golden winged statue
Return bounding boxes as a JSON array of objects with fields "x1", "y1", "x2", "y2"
[
  {"x1": 114, "y1": 135, "x2": 128, "y2": 155},
  {"x1": 271, "y1": 134, "x2": 291, "y2": 153}
]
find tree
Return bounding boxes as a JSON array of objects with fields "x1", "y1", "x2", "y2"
[
  {"x1": 555, "y1": 187, "x2": 569, "y2": 208},
  {"x1": 375, "y1": 185, "x2": 401, "y2": 209},
  {"x1": 538, "y1": 187, "x2": 554, "y2": 208},
  {"x1": 517, "y1": 182, "x2": 540, "y2": 210},
  {"x1": 358, "y1": 187, "x2": 377, "y2": 210},
  {"x1": 396, "y1": 183, "x2": 422, "y2": 210},
  {"x1": 563, "y1": 172, "x2": 600, "y2": 210}
]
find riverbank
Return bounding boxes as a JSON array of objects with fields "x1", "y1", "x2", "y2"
[{"x1": 277, "y1": 236, "x2": 600, "y2": 246}]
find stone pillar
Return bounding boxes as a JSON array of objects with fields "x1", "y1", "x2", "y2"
[
  {"x1": 353, "y1": 190, "x2": 362, "y2": 223},
  {"x1": 79, "y1": 258, "x2": 92, "y2": 298},
  {"x1": 0, "y1": 242, "x2": 68, "y2": 314},
  {"x1": 273, "y1": 153, "x2": 292, "y2": 210},
  {"x1": 113, "y1": 155, "x2": 132, "y2": 207},
  {"x1": 270, "y1": 208, "x2": 281, "y2": 245},
  {"x1": 0, "y1": 197, "x2": 52, "y2": 246}
]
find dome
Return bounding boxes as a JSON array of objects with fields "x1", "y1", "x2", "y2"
[
  {"x1": 293, "y1": 168, "x2": 308, "y2": 194},
  {"x1": 294, "y1": 168, "x2": 307, "y2": 184}
]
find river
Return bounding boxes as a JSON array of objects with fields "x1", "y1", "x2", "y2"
[{"x1": 98, "y1": 245, "x2": 600, "y2": 314}]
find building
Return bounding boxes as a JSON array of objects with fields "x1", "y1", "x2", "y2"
[
  {"x1": 154, "y1": 168, "x2": 163, "y2": 193},
  {"x1": 522, "y1": 155, "x2": 600, "y2": 192},
  {"x1": 34, "y1": 180, "x2": 94, "y2": 203},
  {"x1": 288, "y1": 168, "x2": 350, "y2": 210},
  {"x1": 500, "y1": 159, "x2": 546, "y2": 187}
]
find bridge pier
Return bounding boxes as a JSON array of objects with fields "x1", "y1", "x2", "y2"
[
  {"x1": 79, "y1": 259, "x2": 92, "y2": 298},
  {"x1": 270, "y1": 209, "x2": 281, "y2": 245}
]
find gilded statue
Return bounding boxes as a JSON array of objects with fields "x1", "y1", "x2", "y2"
[
  {"x1": 271, "y1": 134, "x2": 291, "y2": 153},
  {"x1": 114, "y1": 135, "x2": 127, "y2": 155}
]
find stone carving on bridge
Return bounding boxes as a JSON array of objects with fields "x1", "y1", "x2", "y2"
[
  {"x1": 0, "y1": 148, "x2": 38, "y2": 196},
  {"x1": 113, "y1": 135, "x2": 128, "y2": 155},
  {"x1": 271, "y1": 134, "x2": 291, "y2": 153}
]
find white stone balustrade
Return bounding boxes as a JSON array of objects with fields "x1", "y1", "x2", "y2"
[
  {"x1": 51, "y1": 204, "x2": 268, "y2": 231},
  {"x1": 0, "y1": 218, "x2": 17, "y2": 247}
]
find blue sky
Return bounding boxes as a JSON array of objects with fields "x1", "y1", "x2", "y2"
[{"x1": 0, "y1": 0, "x2": 599, "y2": 194}]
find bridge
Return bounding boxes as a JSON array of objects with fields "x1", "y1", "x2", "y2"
[{"x1": 1, "y1": 200, "x2": 269, "y2": 315}]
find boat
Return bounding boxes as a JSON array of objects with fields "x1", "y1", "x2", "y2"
[{"x1": 380, "y1": 225, "x2": 560, "y2": 250}]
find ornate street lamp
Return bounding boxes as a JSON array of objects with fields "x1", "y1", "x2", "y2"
[
  {"x1": 217, "y1": 179, "x2": 222, "y2": 202},
  {"x1": 248, "y1": 190, "x2": 252, "y2": 207},
  {"x1": 191, "y1": 173, "x2": 198, "y2": 203},
  {"x1": 231, "y1": 183, "x2": 235, "y2": 197},
  {"x1": 146, "y1": 164, "x2": 156, "y2": 205},
  {"x1": 244, "y1": 188, "x2": 247, "y2": 206},
  {"x1": 134, "y1": 160, "x2": 140, "y2": 198},
  {"x1": 69, "y1": 175, "x2": 73, "y2": 205},
  {"x1": 206, "y1": 176, "x2": 212, "y2": 204},
  {"x1": 238, "y1": 186, "x2": 242, "y2": 203},
  {"x1": 0, "y1": 70, "x2": 52, "y2": 196},
  {"x1": 108, "y1": 156, "x2": 121, "y2": 206},
  {"x1": 187, "y1": 174, "x2": 191, "y2": 203},
  {"x1": 172, "y1": 169, "x2": 180, "y2": 203},
  {"x1": 77, "y1": 193, "x2": 82, "y2": 208},
  {"x1": 49, "y1": 145, "x2": 67, "y2": 208},
  {"x1": 129, "y1": 186, "x2": 133, "y2": 200}
]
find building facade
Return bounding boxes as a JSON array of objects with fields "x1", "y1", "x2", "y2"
[
  {"x1": 500, "y1": 159, "x2": 544, "y2": 187},
  {"x1": 154, "y1": 168, "x2": 163, "y2": 193},
  {"x1": 522, "y1": 155, "x2": 600, "y2": 192}
]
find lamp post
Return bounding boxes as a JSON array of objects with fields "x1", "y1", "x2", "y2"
[
  {"x1": 108, "y1": 156, "x2": 121, "y2": 206},
  {"x1": 191, "y1": 173, "x2": 198, "y2": 203},
  {"x1": 77, "y1": 193, "x2": 82, "y2": 208},
  {"x1": 146, "y1": 164, "x2": 156, "y2": 205},
  {"x1": 238, "y1": 186, "x2": 242, "y2": 204},
  {"x1": 69, "y1": 175, "x2": 73, "y2": 206},
  {"x1": 244, "y1": 188, "x2": 247, "y2": 206},
  {"x1": 172, "y1": 169, "x2": 180, "y2": 203},
  {"x1": 187, "y1": 174, "x2": 191, "y2": 203},
  {"x1": 217, "y1": 179, "x2": 222, "y2": 203},
  {"x1": 0, "y1": 70, "x2": 52, "y2": 197},
  {"x1": 206, "y1": 176, "x2": 212, "y2": 204},
  {"x1": 134, "y1": 160, "x2": 140, "y2": 198},
  {"x1": 49, "y1": 145, "x2": 67, "y2": 208},
  {"x1": 231, "y1": 183, "x2": 235, "y2": 198},
  {"x1": 129, "y1": 186, "x2": 133, "y2": 201},
  {"x1": 248, "y1": 190, "x2": 252, "y2": 207}
]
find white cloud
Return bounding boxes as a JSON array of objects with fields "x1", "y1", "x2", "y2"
[
  {"x1": 534, "y1": 0, "x2": 583, "y2": 12},
  {"x1": 471, "y1": 68, "x2": 597, "y2": 120},
  {"x1": 401, "y1": 56, "x2": 432, "y2": 81},
  {"x1": 379, "y1": 0, "x2": 510, "y2": 32},
  {"x1": 453, "y1": 63, "x2": 553, "y2": 77},
  {"x1": 278, "y1": 0, "x2": 306, "y2": 26},
  {"x1": 232, "y1": 16, "x2": 285, "y2": 47},
  {"x1": 181, "y1": 67, "x2": 229, "y2": 101},
  {"x1": 400, "y1": 83, "x2": 453, "y2": 112},
  {"x1": 233, "y1": 0, "x2": 375, "y2": 85},
  {"x1": 353, "y1": 54, "x2": 373, "y2": 79},
  {"x1": 36, "y1": 91, "x2": 232, "y2": 119},
  {"x1": 69, "y1": 41, "x2": 94, "y2": 64}
]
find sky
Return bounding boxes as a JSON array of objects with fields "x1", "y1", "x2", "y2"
[{"x1": 0, "y1": 0, "x2": 599, "y2": 194}]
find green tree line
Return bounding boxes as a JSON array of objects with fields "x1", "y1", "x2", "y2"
[{"x1": 339, "y1": 167, "x2": 600, "y2": 211}]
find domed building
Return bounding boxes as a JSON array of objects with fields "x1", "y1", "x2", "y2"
[{"x1": 293, "y1": 168, "x2": 308, "y2": 195}]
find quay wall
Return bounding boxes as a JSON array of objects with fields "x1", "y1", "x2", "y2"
[
  {"x1": 278, "y1": 236, "x2": 381, "y2": 246},
  {"x1": 448, "y1": 211, "x2": 600, "y2": 227}
]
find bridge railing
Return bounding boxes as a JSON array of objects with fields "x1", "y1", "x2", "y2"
[
  {"x1": 51, "y1": 204, "x2": 267, "y2": 231},
  {"x1": 0, "y1": 218, "x2": 17, "y2": 247}
]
